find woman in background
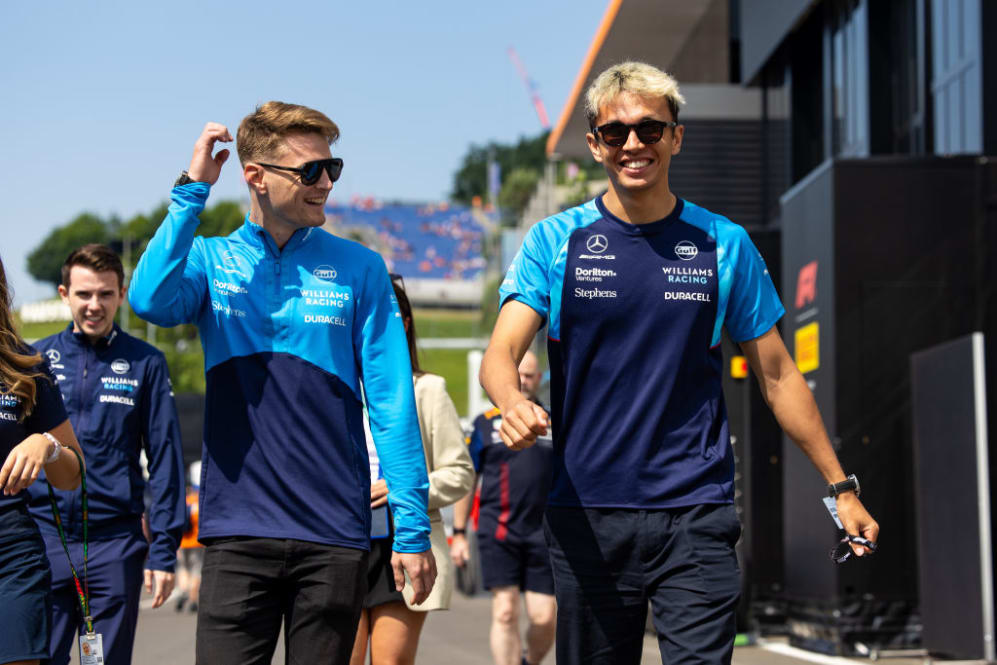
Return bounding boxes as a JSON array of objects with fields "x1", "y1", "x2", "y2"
[
  {"x1": 350, "y1": 274, "x2": 475, "y2": 665},
  {"x1": 0, "y1": 255, "x2": 83, "y2": 665}
]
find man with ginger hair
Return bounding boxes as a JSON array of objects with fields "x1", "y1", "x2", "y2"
[
  {"x1": 481, "y1": 62, "x2": 879, "y2": 663},
  {"x1": 129, "y1": 102, "x2": 435, "y2": 664}
]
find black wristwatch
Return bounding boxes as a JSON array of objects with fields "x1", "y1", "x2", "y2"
[
  {"x1": 174, "y1": 170, "x2": 196, "y2": 187},
  {"x1": 828, "y1": 474, "x2": 860, "y2": 498},
  {"x1": 452, "y1": 527, "x2": 467, "y2": 536}
]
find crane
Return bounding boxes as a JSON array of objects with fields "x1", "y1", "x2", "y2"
[{"x1": 507, "y1": 47, "x2": 551, "y2": 130}]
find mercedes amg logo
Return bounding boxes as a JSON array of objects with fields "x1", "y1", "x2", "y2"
[
  {"x1": 586, "y1": 234, "x2": 609, "y2": 254},
  {"x1": 46, "y1": 349, "x2": 61, "y2": 363}
]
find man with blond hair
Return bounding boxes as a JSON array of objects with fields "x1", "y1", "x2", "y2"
[
  {"x1": 129, "y1": 102, "x2": 435, "y2": 664},
  {"x1": 480, "y1": 62, "x2": 879, "y2": 663}
]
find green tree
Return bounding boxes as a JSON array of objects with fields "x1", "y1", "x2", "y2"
[
  {"x1": 451, "y1": 131, "x2": 550, "y2": 205},
  {"x1": 197, "y1": 200, "x2": 245, "y2": 238},
  {"x1": 26, "y1": 213, "x2": 110, "y2": 287},
  {"x1": 497, "y1": 168, "x2": 540, "y2": 225}
]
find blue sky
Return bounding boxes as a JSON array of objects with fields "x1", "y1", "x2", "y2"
[{"x1": 0, "y1": 0, "x2": 607, "y2": 304}]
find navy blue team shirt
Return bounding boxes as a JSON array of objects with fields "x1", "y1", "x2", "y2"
[
  {"x1": 468, "y1": 401, "x2": 552, "y2": 542},
  {"x1": 500, "y1": 196, "x2": 784, "y2": 509},
  {"x1": 0, "y1": 354, "x2": 67, "y2": 512},
  {"x1": 27, "y1": 325, "x2": 185, "y2": 572}
]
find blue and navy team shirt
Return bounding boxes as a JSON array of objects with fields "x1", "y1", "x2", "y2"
[
  {"x1": 0, "y1": 355, "x2": 67, "y2": 512},
  {"x1": 468, "y1": 401, "x2": 552, "y2": 542},
  {"x1": 27, "y1": 325, "x2": 185, "y2": 572},
  {"x1": 500, "y1": 196, "x2": 784, "y2": 509},
  {"x1": 128, "y1": 183, "x2": 431, "y2": 553}
]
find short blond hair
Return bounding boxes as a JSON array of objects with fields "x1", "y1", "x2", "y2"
[
  {"x1": 584, "y1": 61, "x2": 686, "y2": 128},
  {"x1": 237, "y1": 101, "x2": 339, "y2": 164}
]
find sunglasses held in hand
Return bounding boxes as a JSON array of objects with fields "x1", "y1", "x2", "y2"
[
  {"x1": 593, "y1": 119, "x2": 678, "y2": 147},
  {"x1": 256, "y1": 158, "x2": 344, "y2": 185}
]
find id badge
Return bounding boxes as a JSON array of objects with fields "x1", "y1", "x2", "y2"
[
  {"x1": 822, "y1": 496, "x2": 844, "y2": 529},
  {"x1": 80, "y1": 633, "x2": 104, "y2": 665},
  {"x1": 371, "y1": 506, "x2": 390, "y2": 539}
]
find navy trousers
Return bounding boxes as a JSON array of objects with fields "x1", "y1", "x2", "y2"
[
  {"x1": 44, "y1": 531, "x2": 149, "y2": 665},
  {"x1": 544, "y1": 504, "x2": 742, "y2": 665}
]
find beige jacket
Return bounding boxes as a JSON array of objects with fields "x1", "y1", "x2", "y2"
[{"x1": 401, "y1": 373, "x2": 475, "y2": 611}]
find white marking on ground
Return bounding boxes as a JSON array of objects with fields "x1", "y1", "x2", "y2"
[{"x1": 758, "y1": 639, "x2": 865, "y2": 664}]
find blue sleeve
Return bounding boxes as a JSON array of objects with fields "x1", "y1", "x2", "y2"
[
  {"x1": 24, "y1": 361, "x2": 67, "y2": 435},
  {"x1": 354, "y1": 258, "x2": 431, "y2": 553},
  {"x1": 498, "y1": 223, "x2": 552, "y2": 320},
  {"x1": 128, "y1": 184, "x2": 210, "y2": 327},
  {"x1": 141, "y1": 354, "x2": 186, "y2": 572},
  {"x1": 467, "y1": 427, "x2": 483, "y2": 472},
  {"x1": 723, "y1": 226, "x2": 785, "y2": 342}
]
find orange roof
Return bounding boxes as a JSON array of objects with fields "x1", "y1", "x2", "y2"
[{"x1": 546, "y1": 0, "x2": 623, "y2": 157}]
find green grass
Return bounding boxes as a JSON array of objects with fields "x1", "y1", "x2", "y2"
[
  {"x1": 18, "y1": 320, "x2": 69, "y2": 342},
  {"x1": 419, "y1": 347, "x2": 476, "y2": 418},
  {"x1": 411, "y1": 308, "x2": 481, "y2": 339}
]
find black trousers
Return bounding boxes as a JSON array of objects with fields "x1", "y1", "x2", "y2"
[
  {"x1": 195, "y1": 536, "x2": 368, "y2": 665},
  {"x1": 544, "y1": 504, "x2": 742, "y2": 665}
]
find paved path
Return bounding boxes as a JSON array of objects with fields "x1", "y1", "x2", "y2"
[{"x1": 66, "y1": 590, "x2": 923, "y2": 664}]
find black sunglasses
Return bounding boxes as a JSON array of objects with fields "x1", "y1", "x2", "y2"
[
  {"x1": 829, "y1": 534, "x2": 877, "y2": 564},
  {"x1": 593, "y1": 119, "x2": 678, "y2": 147},
  {"x1": 256, "y1": 158, "x2": 344, "y2": 185}
]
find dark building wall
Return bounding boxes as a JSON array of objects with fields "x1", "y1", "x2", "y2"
[
  {"x1": 984, "y1": 0, "x2": 997, "y2": 155},
  {"x1": 740, "y1": 0, "x2": 818, "y2": 84},
  {"x1": 779, "y1": 161, "x2": 837, "y2": 600},
  {"x1": 779, "y1": 156, "x2": 997, "y2": 651},
  {"x1": 669, "y1": 0, "x2": 731, "y2": 83},
  {"x1": 672, "y1": 119, "x2": 765, "y2": 227}
]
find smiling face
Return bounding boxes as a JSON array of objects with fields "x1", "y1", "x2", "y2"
[
  {"x1": 246, "y1": 131, "x2": 335, "y2": 238},
  {"x1": 59, "y1": 265, "x2": 124, "y2": 343},
  {"x1": 586, "y1": 92, "x2": 683, "y2": 200}
]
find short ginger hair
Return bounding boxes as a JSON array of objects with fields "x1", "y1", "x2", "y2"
[{"x1": 237, "y1": 101, "x2": 340, "y2": 164}]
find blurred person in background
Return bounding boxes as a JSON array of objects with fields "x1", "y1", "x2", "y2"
[
  {"x1": 351, "y1": 275, "x2": 475, "y2": 665},
  {"x1": 128, "y1": 104, "x2": 435, "y2": 664},
  {"x1": 0, "y1": 254, "x2": 84, "y2": 665},
  {"x1": 481, "y1": 61, "x2": 878, "y2": 664},
  {"x1": 28, "y1": 244, "x2": 184, "y2": 665},
  {"x1": 451, "y1": 350, "x2": 555, "y2": 665},
  {"x1": 175, "y1": 461, "x2": 203, "y2": 613}
]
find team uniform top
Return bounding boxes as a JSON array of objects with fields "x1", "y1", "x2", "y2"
[
  {"x1": 0, "y1": 354, "x2": 67, "y2": 512},
  {"x1": 27, "y1": 325, "x2": 185, "y2": 571},
  {"x1": 128, "y1": 183, "x2": 431, "y2": 553},
  {"x1": 468, "y1": 401, "x2": 552, "y2": 542},
  {"x1": 500, "y1": 196, "x2": 784, "y2": 509}
]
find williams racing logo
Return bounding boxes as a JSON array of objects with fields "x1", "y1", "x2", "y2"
[
  {"x1": 579, "y1": 234, "x2": 616, "y2": 260},
  {"x1": 0, "y1": 393, "x2": 20, "y2": 421},
  {"x1": 111, "y1": 359, "x2": 130, "y2": 375},
  {"x1": 100, "y1": 373, "x2": 139, "y2": 406}
]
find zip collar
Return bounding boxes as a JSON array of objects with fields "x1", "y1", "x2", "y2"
[
  {"x1": 238, "y1": 215, "x2": 316, "y2": 257},
  {"x1": 65, "y1": 322, "x2": 119, "y2": 351}
]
